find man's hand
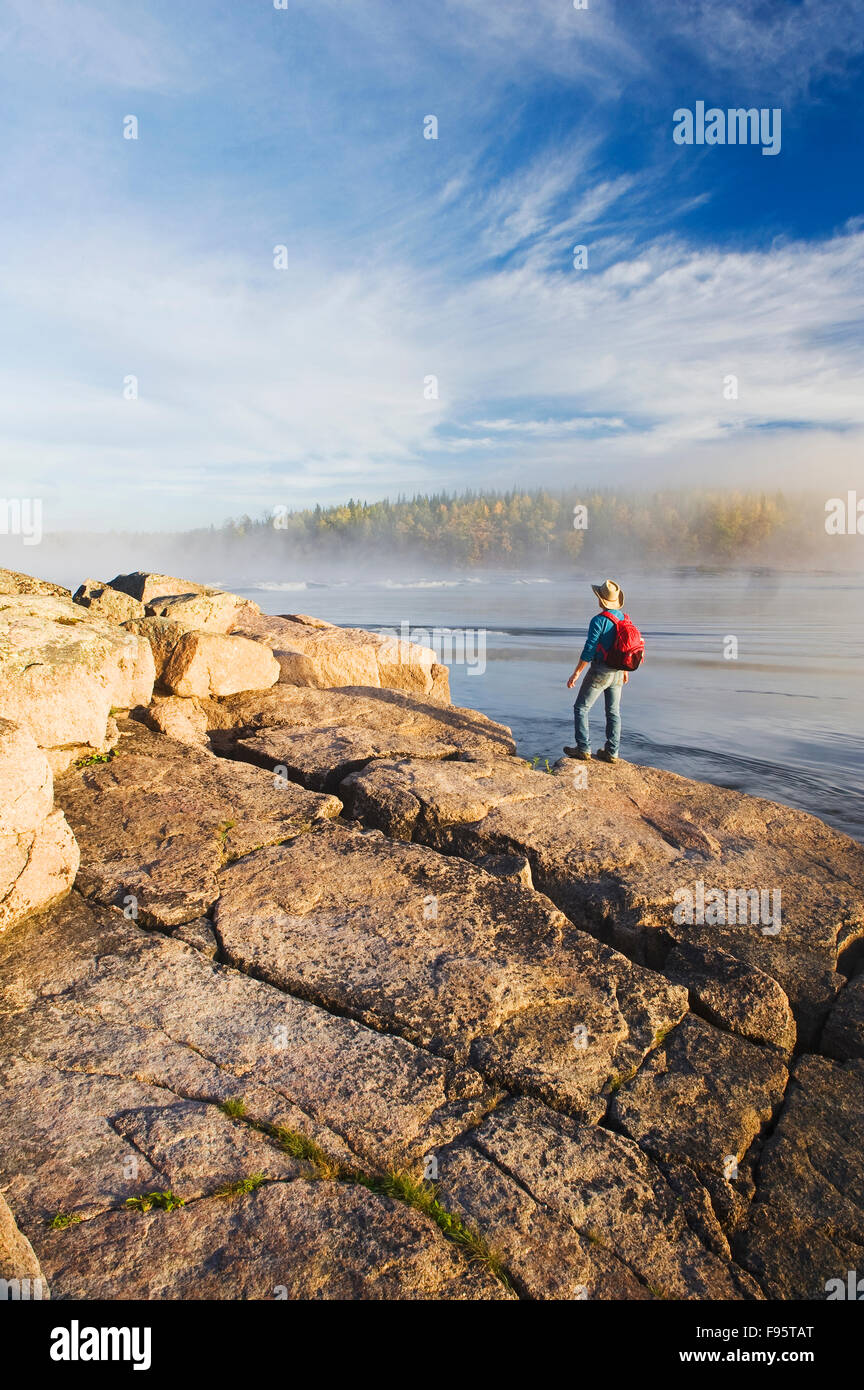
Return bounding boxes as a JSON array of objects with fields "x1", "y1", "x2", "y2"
[
  {"x1": 567, "y1": 660, "x2": 587, "y2": 689},
  {"x1": 566, "y1": 672, "x2": 578, "y2": 689},
  {"x1": 622, "y1": 672, "x2": 629, "y2": 684}
]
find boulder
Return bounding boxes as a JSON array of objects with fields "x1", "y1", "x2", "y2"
[
  {"x1": 105, "y1": 570, "x2": 256, "y2": 632},
  {"x1": 73, "y1": 579, "x2": 144, "y2": 624},
  {"x1": 0, "y1": 807, "x2": 79, "y2": 937},
  {"x1": 0, "y1": 569, "x2": 69, "y2": 598},
  {"x1": 0, "y1": 1193, "x2": 48, "y2": 1299},
  {"x1": 203, "y1": 684, "x2": 515, "y2": 791},
  {"x1": 0, "y1": 718, "x2": 79, "y2": 936},
  {"x1": 233, "y1": 611, "x2": 378, "y2": 685},
  {"x1": 232, "y1": 610, "x2": 450, "y2": 700},
  {"x1": 342, "y1": 756, "x2": 863, "y2": 1046},
  {"x1": 280, "y1": 612, "x2": 332, "y2": 628},
  {"x1": 0, "y1": 594, "x2": 155, "y2": 768},
  {"x1": 145, "y1": 695, "x2": 209, "y2": 747},
  {"x1": 108, "y1": 571, "x2": 208, "y2": 604},
  {"x1": 820, "y1": 973, "x2": 864, "y2": 1061},
  {"x1": 736, "y1": 1055, "x2": 864, "y2": 1299},
  {"x1": 375, "y1": 636, "x2": 450, "y2": 699},
  {"x1": 123, "y1": 616, "x2": 189, "y2": 680},
  {"x1": 146, "y1": 589, "x2": 256, "y2": 633},
  {"x1": 162, "y1": 631, "x2": 280, "y2": 699},
  {"x1": 0, "y1": 717, "x2": 54, "y2": 836},
  {"x1": 471, "y1": 852, "x2": 534, "y2": 888},
  {"x1": 664, "y1": 942, "x2": 796, "y2": 1053},
  {"x1": 54, "y1": 720, "x2": 341, "y2": 927},
  {"x1": 213, "y1": 820, "x2": 687, "y2": 1121}
]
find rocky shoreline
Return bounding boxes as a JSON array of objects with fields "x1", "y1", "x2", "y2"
[{"x1": 1, "y1": 566, "x2": 862, "y2": 1301}]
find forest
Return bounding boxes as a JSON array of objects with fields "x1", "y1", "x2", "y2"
[{"x1": 213, "y1": 488, "x2": 830, "y2": 570}]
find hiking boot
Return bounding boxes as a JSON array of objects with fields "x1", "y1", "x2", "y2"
[
  {"x1": 594, "y1": 748, "x2": 619, "y2": 763},
  {"x1": 563, "y1": 747, "x2": 591, "y2": 760}
]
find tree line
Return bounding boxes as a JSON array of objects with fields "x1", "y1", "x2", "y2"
[{"x1": 215, "y1": 487, "x2": 828, "y2": 568}]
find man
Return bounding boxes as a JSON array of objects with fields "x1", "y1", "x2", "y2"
[{"x1": 564, "y1": 579, "x2": 629, "y2": 763}]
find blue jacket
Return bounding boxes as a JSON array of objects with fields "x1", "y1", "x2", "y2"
[{"x1": 580, "y1": 608, "x2": 623, "y2": 663}]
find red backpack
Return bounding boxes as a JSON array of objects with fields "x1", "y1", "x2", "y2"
[{"x1": 597, "y1": 611, "x2": 644, "y2": 671}]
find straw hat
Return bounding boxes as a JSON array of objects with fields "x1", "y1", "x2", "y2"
[{"x1": 591, "y1": 579, "x2": 624, "y2": 608}]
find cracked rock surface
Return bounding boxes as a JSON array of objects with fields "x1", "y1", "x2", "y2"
[
  {"x1": 53, "y1": 721, "x2": 341, "y2": 926},
  {"x1": 0, "y1": 893, "x2": 501, "y2": 1297},
  {"x1": 2, "y1": 572, "x2": 863, "y2": 1302},
  {"x1": 342, "y1": 756, "x2": 863, "y2": 1046},
  {"x1": 203, "y1": 683, "x2": 515, "y2": 790},
  {"x1": 213, "y1": 819, "x2": 687, "y2": 1121}
]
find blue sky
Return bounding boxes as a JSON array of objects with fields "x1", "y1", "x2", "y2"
[{"x1": 0, "y1": 0, "x2": 862, "y2": 531}]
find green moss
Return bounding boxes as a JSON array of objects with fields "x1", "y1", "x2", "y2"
[
  {"x1": 647, "y1": 1282, "x2": 677, "y2": 1300},
  {"x1": 607, "y1": 1065, "x2": 638, "y2": 1094}
]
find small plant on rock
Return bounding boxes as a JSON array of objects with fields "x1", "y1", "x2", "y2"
[
  {"x1": 219, "y1": 1097, "x2": 247, "y2": 1119},
  {"x1": 272, "y1": 1126, "x2": 342, "y2": 1180},
  {"x1": 49, "y1": 1211, "x2": 83, "y2": 1230},
  {"x1": 213, "y1": 1173, "x2": 266, "y2": 1199},
  {"x1": 75, "y1": 749, "x2": 117, "y2": 768},
  {"x1": 125, "y1": 1190, "x2": 185, "y2": 1214}
]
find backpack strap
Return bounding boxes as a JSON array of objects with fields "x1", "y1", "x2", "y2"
[{"x1": 596, "y1": 611, "x2": 618, "y2": 658}]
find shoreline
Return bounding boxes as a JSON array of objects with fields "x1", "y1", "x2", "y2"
[{"x1": 1, "y1": 565, "x2": 862, "y2": 1303}]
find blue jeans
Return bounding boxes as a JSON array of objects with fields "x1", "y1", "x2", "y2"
[{"x1": 574, "y1": 662, "x2": 625, "y2": 755}]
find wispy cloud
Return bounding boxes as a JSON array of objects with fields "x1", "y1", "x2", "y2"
[{"x1": 658, "y1": 0, "x2": 864, "y2": 99}]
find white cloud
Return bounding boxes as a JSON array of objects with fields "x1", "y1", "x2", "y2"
[
  {"x1": 0, "y1": 218, "x2": 861, "y2": 527},
  {"x1": 473, "y1": 418, "x2": 627, "y2": 435}
]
